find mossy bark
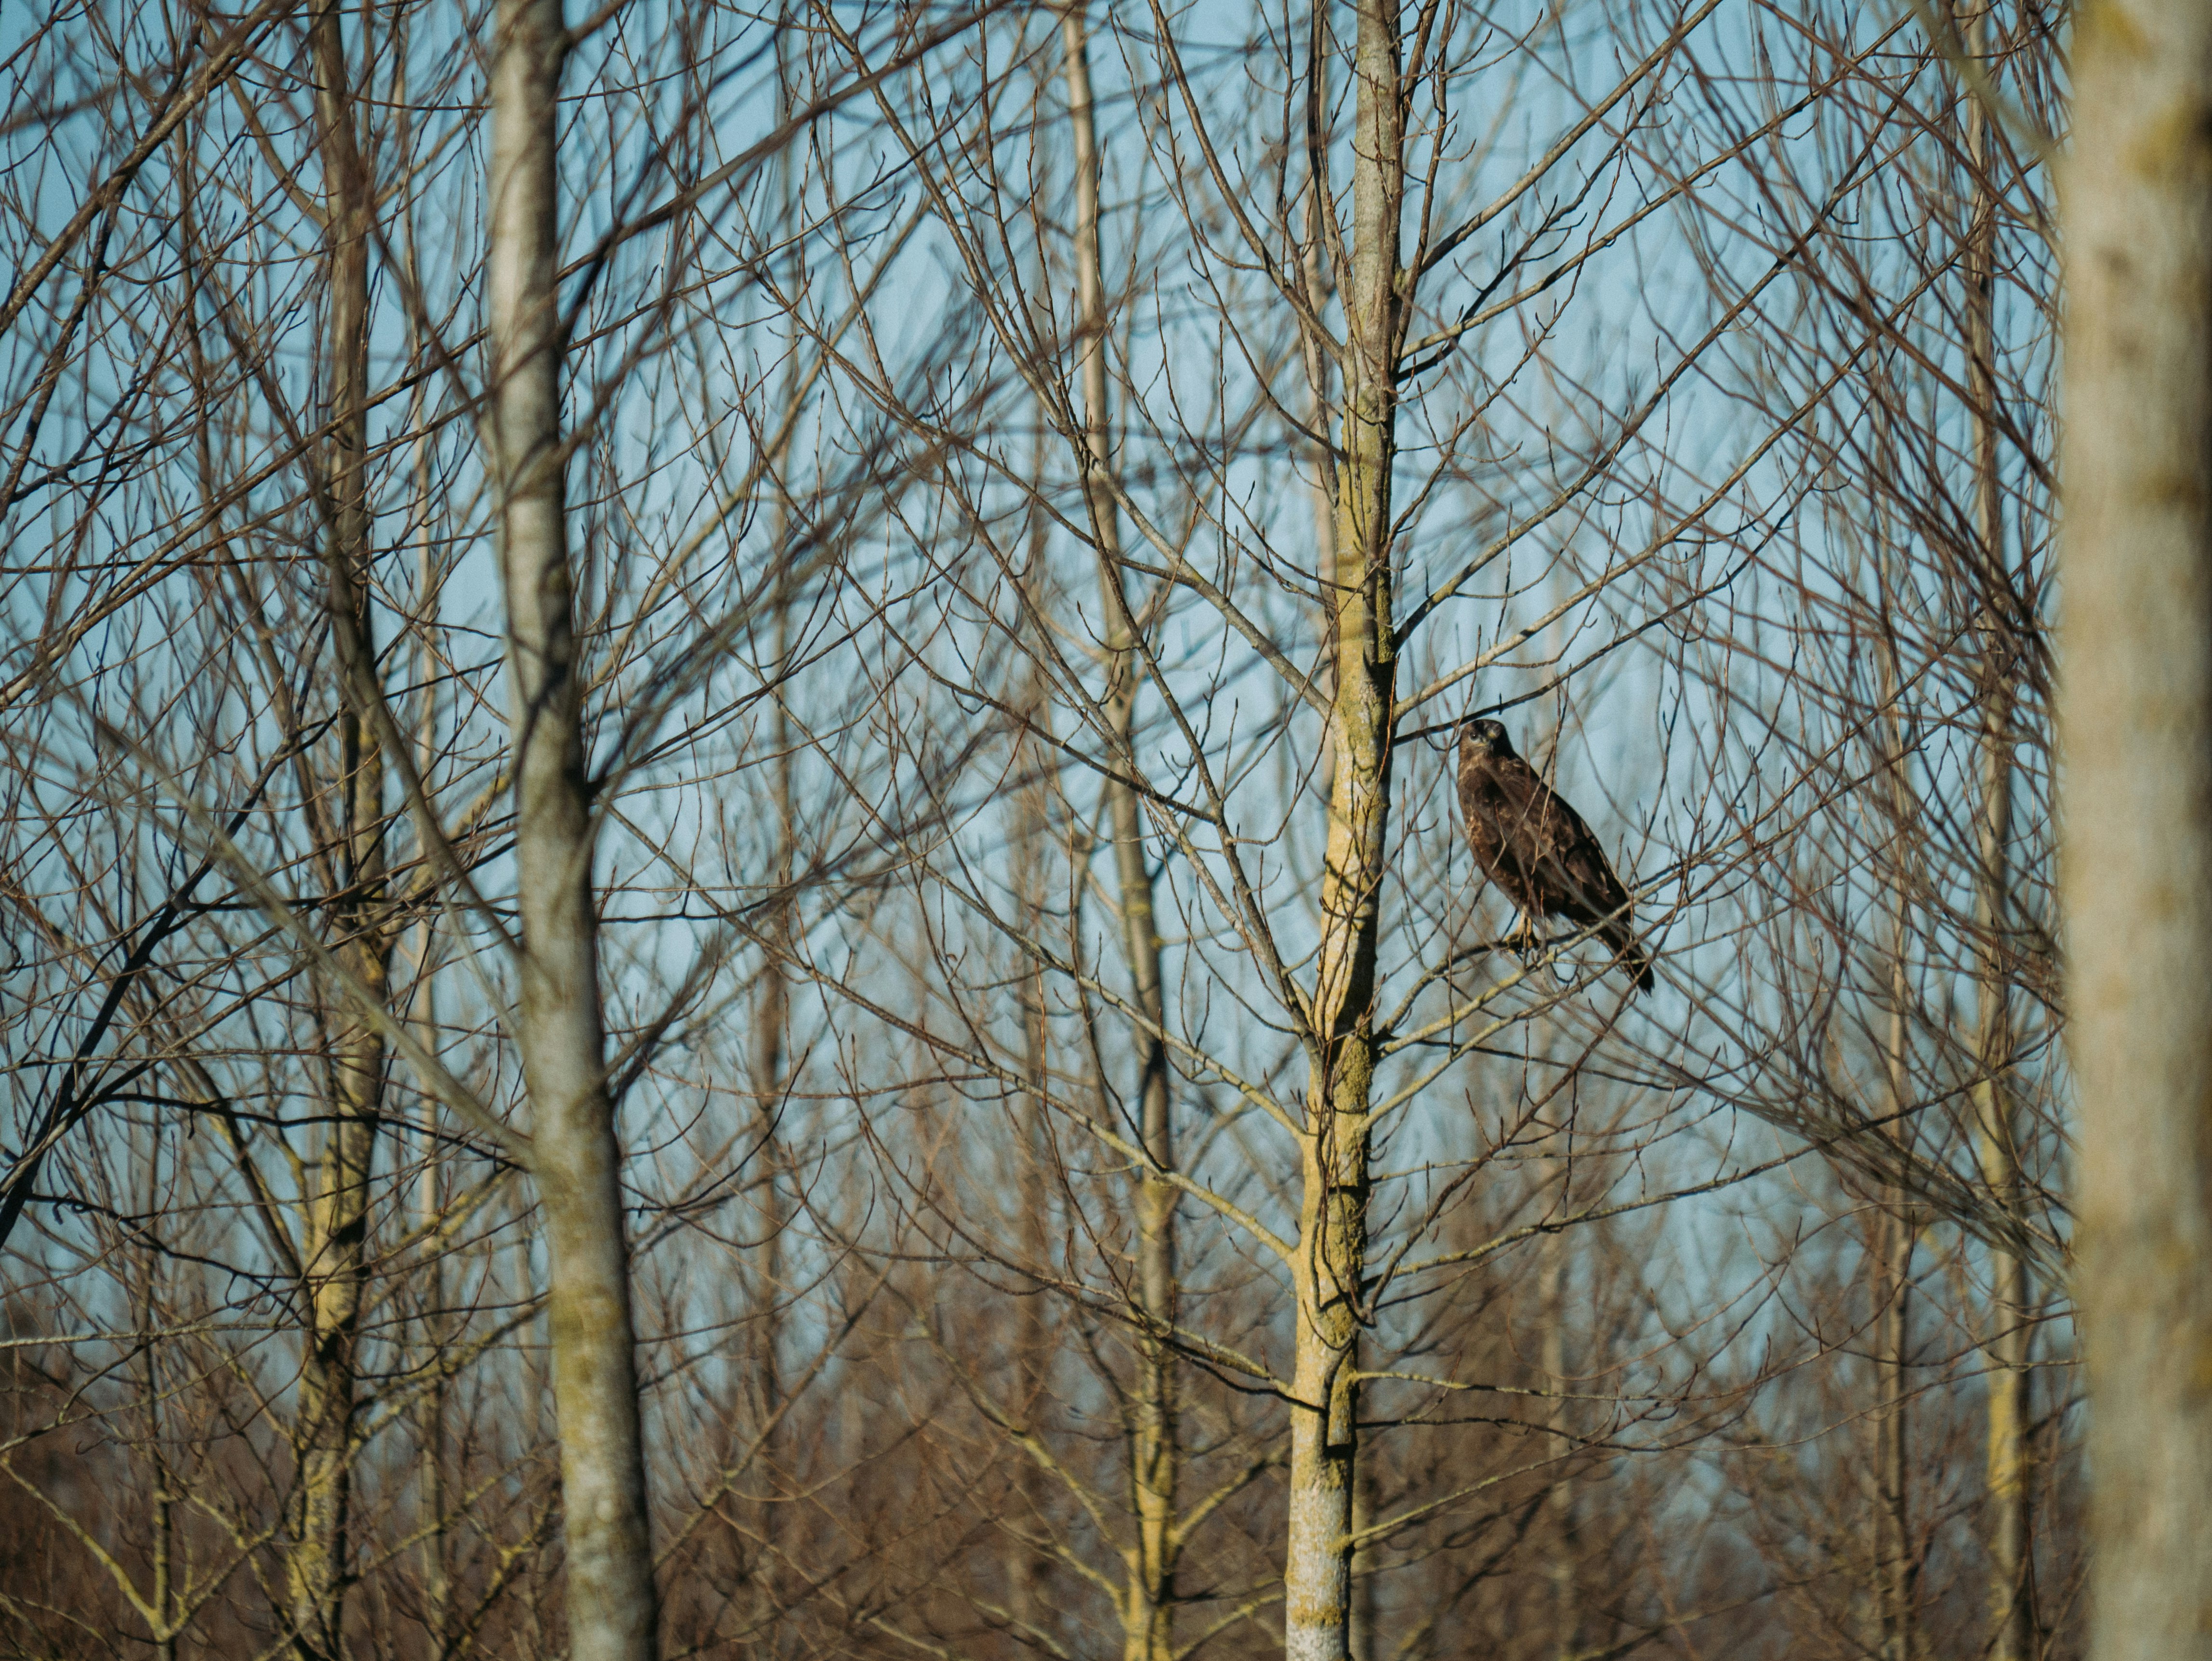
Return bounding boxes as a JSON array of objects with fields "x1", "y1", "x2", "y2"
[{"x1": 1287, "y1": 1, "x2": 1403, "y2": 1655}]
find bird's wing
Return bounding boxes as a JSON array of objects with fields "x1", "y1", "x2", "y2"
[
  {"x1": 1538, "y1": 787, "x2": 1633, "y2": 920},
  {"x1": 1460, "y1": 757, "x2": 1540, "y2": 911},
  {"x1": 1494, "y1": 759, "x2": 1554, "y2": 859}
]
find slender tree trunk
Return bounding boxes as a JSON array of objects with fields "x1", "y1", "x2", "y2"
[
  {"x1": 1872, "y1": 924, "x2": 1918, "y2": 1661},
  {"x1": 2062, "y1": 5, "x2": 2212, "y2": 1661},
  {"x1": 1288, "y1": 0, "x2": 1402, "y2": 1655},
  {"x1": 1961, "y1": 11, "x2": 2034, "y2": 1656},
  {"x1": 1877, "y1": 994, "x2": 1914, "y2": 1661},
  {"x1": 486, "y1": 5, "x2": 659, "y2": 1659},
  {"x1": 416, "y1": 1087, "x2": 451, "y2": 1657},
  {"x1": 143, "y1": 1124, "x2": 176, "y2": 1661},
  {"x1": 1973, "y1": 744, "x2": 2033, "y2": 1661},
  {"x1": 413, "y1": 932, "x2": 451, "y2": 1655},
  {"x1": 1541, "y1": 1232, "x2": 1577, "y2": 1661},
  {"x1": 1868, "y1": 513, "x2": 1919, "y2": 1661},
  {"x1": 412, "y1": 389, "x2": 453, "y2": 1661},
  {"x1": 292, "y1": 10, "x2": 389, "y2": 1654},
  {"x1": 1875, "y1": 1201, "x2": 1916, "y2": 1661},
  {"x1": 1060, "y1": 14, "x2": 1177, "y2": 1660},
  {"x1": 749, "y1": 87, "x2": 803, "y2": 1635},
  {"x1": 1011, "y1": 690, "x2": 1056, "y2": 1632},
  {"x1": 748, "y1": 597, "x2": 792, "y2": 1648}
]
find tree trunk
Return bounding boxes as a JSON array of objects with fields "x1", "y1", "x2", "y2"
[
  {"x1": 1542, "y1": 1232, "x2": 1577, "y2": 1661},
  {"x1": 2060, "y1": 4, "x2": 2212, "y2": 1659},
  {"x1": 412, "y1": 395, "x2": 453, "y2": 1661},
  {"x1": 1060, "y1": 13, "x2": 1178, "y2": 1660},
  {"x1": 144, "y1": 1125, "x2": 177, "y2": 1661},
  {"x1": 1287, "y1": 0, "x2": 1402, "y2": 1654},
  {"x1": 1962, "y1": 8, "x2": 2033, "y2": 1654},
  {"x1": 413, "y1": 931, "x2": 452, "y2": 1655},
  {"x1": 291, "y1": 9, "x2": 389, "y2": 1653},
  {"x1": 1870, "y1": 507, "x2": 1918, "y2": 1661},
  {"x1": 1875, "y1": 1202, "x2": 1916, "y2": 1661},
  {"x1": 1011, "y1": 699, "x2": 1057, "y2": 1633},
  {"x1": 747, "y1": 591, "x2": 791, "y2": 1646},
  {"x1": 416, "y1": 1100, "x2": 451, "y2": 1658},
  {"x1": 486, "y1": 4, "x2": 659, "y2": 1659}
]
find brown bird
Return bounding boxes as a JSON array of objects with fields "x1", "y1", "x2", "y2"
[{"x1": 1456, "y1": 718, "x2": 1653, "y2": 994}]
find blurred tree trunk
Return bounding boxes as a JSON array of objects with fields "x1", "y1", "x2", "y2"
[
  {"x1": 1869, "y1": 463, "x2": 1920, "y2": 1661},
  {"x1": 141, "y1": 1125, "x2": 178, "y2": 1661},
  {"x1": 486, "y1": 4, "x2": 659, "y2": 1659},
  {"x1": 409, "y1": 360, "x2": 454, "y2": 1660},
  {"x1": 1060, "y1": 13, "x2": 1178, "y2": 1660},
  {"x1": 1963, "y1": 5, "x2": 2033, "y2": 1654},
  {"x1": 1542, "y1": 1231, "x2": 1577, "y2": 1661},
  {"x1": 2061, "y1": 3, "x2": 2212, "y2": 1659},
  {"x1": 1010, "y1": 670, "x2": 1058, "y2": 1634},
  {"x1": 1878, "y1": 964, "x2": 1914, "y2": 1661},
  {"x1": 1288, "y1": 0, "x2": 1403, "y2": 1655},
  {"x1": 1874, "y1": 1201, "x2": 1916, "y2": 1661},
  {"x1": 747, "y1": 562, "x2": 793, "y2": 1646}
]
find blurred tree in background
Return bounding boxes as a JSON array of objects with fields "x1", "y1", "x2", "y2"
[{"x1": 0, "y1": 3, "x2": 2074, "y2": 1660}]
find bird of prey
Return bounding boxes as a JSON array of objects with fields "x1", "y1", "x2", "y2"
[{"x1": 1456, "y1": 718, "x2": 1654, "y2": 994}]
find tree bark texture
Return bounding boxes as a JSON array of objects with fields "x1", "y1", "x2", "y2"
[
  {"x1": 2061, "y1": 4, "x2": 2212, "y2": 1659},
  {"x1": 487, "y1": 4, "x2": 660, "y2": 1658},
  {"x1": 1061, "y1": 13, "x2": 1179, "y2": 1660},
  {"x1": 1287, "y1": 0, "x2": 1403, "y2": 1656}
]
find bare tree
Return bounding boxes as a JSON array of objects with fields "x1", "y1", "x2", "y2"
[
  {"x1": 1062, "y1": 10, "x2": 1183, "y2": 1654},
  {"x1": 754, "y1": 6, "x2": 2028, "y2": 1661},
  {"x1": 481, "y1": 2, "x2": 661, "y2": 1657},
  {"x1": 0, "y1": 6, "x2": 2098, "y2": 1661}
]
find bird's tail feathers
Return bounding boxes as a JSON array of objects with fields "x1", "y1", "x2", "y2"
[{"x1": 1602, "y1": 923, "x2": 1655, "y2": 995}]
